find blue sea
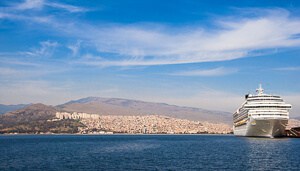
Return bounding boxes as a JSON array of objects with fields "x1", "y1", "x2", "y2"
[{"x1": 0, "y1": 135, "x2": 300, "y2": 171}]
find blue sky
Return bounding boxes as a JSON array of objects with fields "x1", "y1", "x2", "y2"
[{"x1": 0, "y1": 0, "x2": 300, "y2": 115}]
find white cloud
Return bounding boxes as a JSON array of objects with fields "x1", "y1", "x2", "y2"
[
  {"x1": 171, "y1": 67, "x2": 238, "y2": 76},
  {"x1": 1, "y1": 6, "x2": 300, "y2": 67},
  {"x1": 72, "y1": 51, "x2": 248, "y2": 67},
  {"x1": 16, "y1": 0, "x2": 44, "y2": 10},
  {"x1": 7, "y1": 0, "x2": 87, "y2": 13},
  {"x1": 0, "y1": 12, "x2": 52, "y2": 24},
  {"x1": 65, "y1": 9, "x2": 300, "y2": 66}
]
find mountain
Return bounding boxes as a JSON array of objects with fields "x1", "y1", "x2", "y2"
[
  {"x1": 0, "y1": 104, "x2": 29, "y2": 114},
  {"x1": 58, "y1": 97, "x2": 232, "y2": 124},
  {"x1": 0, "y1": 103, "x2": 82, "y2": 134},
  {"x1": 2, "y1": 103, "x2": 56, "y2": 122}
]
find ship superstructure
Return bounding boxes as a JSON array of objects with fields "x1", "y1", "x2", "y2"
[{"x1": 233, "y1": 85, "x2": 292, "y2": 137}]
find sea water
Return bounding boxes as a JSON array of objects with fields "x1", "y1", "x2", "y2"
[{"x1": 0, "y1": 135, "x2": 299, "y2": 170}]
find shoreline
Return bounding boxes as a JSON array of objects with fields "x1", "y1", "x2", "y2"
[{"x1": 0, "y1": 133, "x2": 234, "y2": 136}]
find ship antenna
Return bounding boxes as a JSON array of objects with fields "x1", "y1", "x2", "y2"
[{"x1": 256, "y1": 84, "x2": 264, "y2": 95}]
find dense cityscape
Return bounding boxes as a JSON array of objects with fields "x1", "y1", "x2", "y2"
[{"x1": 56, "y1": 112, "x2": 232, "y2": 134}]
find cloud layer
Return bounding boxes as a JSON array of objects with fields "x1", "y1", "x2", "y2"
[
  {"x1": 70, "y1": 9, "x2": 300, "y2": 66},
  {"x1": 1, "y1": 2, "x2": 300, "y2": 67}
]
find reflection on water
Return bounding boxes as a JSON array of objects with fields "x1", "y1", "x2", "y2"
[
  {"x1": 0, "y1": 135, "x2": 299, "y2": 170},
  {"x1": 95, "y1": 141, "x2": 160, "y2": 153},
  {"x1": 242, "y1": 137, "x2": 292, "y2": 171}
]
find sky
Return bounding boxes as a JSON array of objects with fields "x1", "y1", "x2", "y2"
[{"x1": 0, "y1": 0, "x2": 300, "y2": 116}]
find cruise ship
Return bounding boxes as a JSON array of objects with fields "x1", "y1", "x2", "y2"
[{"x1": 233, "y1": 85, "x2": 292, "y2": 138}]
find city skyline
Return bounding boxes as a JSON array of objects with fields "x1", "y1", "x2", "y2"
[{"x1": 0, "y1": 0, "x2": 299, "y2": 116}]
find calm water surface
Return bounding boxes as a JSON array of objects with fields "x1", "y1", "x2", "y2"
[{"x1": 0, "y1": 135, "x2": 299, "y2": 170}]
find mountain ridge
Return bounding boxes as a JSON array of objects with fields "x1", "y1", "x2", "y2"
[
  {"x1": 58, "y1": 96, "x2": 232, "y2": 124},
  {"x1": 1, "y1": 97, "x2": 233, "y2": 126}
]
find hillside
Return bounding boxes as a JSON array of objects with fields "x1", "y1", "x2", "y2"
[
  {"x1": 0, "y1": 104, "x2": 83, "y2": 134},
  {"x1": 0, "y1": 97, "x2": 234, "y2": 134},
  {"x1": 58, "y1": 97, "x2": 232, "y2": 124}
]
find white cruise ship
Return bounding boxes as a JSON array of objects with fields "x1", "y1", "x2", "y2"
[{"x1": 233, "y1": 85, "x2": 292, "y2": 138}]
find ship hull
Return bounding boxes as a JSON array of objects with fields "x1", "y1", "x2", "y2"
[{"x1": 234, "y1": 117, "x2": 288, "y2": 138}]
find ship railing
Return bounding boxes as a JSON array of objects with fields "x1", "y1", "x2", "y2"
[{"x1": 251, "y1": 115, "x2": 289, "y2": 120}]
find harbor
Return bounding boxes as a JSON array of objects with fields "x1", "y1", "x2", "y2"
[{"x1": 286, "y1": 127, "x2": 300, "y2": 137}]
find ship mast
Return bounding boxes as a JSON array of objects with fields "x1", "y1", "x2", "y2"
[{"x1": 256, "y1": 84, "x2": 264, "y2": 95}]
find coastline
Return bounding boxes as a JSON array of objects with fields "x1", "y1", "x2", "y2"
[{"x1": 0, "y1": 133, "x2": 234, "y2": 136}]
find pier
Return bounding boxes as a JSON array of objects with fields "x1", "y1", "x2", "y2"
[{"x1": 285, "y1": 127, "x2": 300, "y2": 137}]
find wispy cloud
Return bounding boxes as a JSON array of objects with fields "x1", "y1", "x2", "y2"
[
  {"x1": 46, "y1": 2, "x2": 89, "y2": 13},
  {"x1": 24, "y1": 41, "x2": 58, "y2": 57},
  {"x1": 0, "y1": 56, "x2": 41, "y2": 67},
  {"x1": 274, "y1": 67, "x2": 300, "y2": 71},
  {"x1": 171, "y1": 67, "x2": 238, "y2": 76},
  {"x1": 0, "y1": 65, "x2": 68, "y2": 78},
  {"x1": 65, "y1": 9, "x2": 300, "y2": 66},
  {"x1": 1, "y1": 4, "x2": 300, "y2": 67},
  {"x1": 13, "y1": 0, "x2": 88, "y2": 13},
  {"x1": 15, "y1": 0, "x2": 44, "y2": 10},
  {"x1": 67, "y1": 41, "x2": 81, "y2": 56},
  {"x1": 0, "y1": 12, "x2": 53, "y2": 24}
]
